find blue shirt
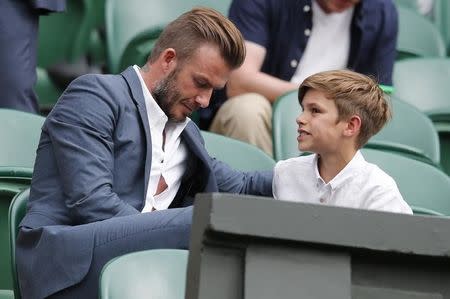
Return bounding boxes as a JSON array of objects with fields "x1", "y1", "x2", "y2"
[{"x1": 199, "y1": 0, "x2": 398, "y2": 129}]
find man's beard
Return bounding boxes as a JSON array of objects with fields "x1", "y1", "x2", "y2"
[{"x1": 152, "y1": 69, "x2": 185, "y2": 123}]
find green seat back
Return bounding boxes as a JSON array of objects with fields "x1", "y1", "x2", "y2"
[
  {"x1": 393, "y1": 58, "x2": 450, "y2": 174},
  {"x1": 0, "y1": 184, "x2": 27, "y2": 291},
  {"x1": 361, "y1": 148, "x2": 450, "y2": 216},
  {"x1": 0, "y1": 109, "x2": 45, "y2": 168},
  {"x1": 0, "y1": 290, "x2": 13, "y2": 299},
  {"x1": 393, "y1": 58, "x2": 450, "y2": 117},
  {"x1": 99, "y1": 249, "x2": 188, "y2": 299},
  {"x1": 105, "y1": 0, "x2": 231, "y2": 73},
  {"x1": 38, "y1": 0, "x2": 91, "y2": 67},
  {"x1": 367, "y1": 96, "x2": 441, "y2": 166},
  {"x1": 271, "y1": 91, "x2": 440, "y2": 165},
  {"x1": 0, "y1": 109, "x2": 40, "y2": 292},
  {"x1": 201, "y1": 131, "x2": 275, "y2": 171},
  {"x1": 396, "y1": 6, "x2": 446, "y2": 60},
  {"x1": 272, "y1": 91, "x2": 303, "y2": 161},
  {"x1": 8, "y1": 189, "x2": 29, "y2": 299}
]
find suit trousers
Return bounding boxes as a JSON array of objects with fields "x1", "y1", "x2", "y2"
[
  {"x1": 45, "y1": 206, "x2": 193, "y2": 299},
  {"x1": 209, "y1": 93, "x2": 273, "y2": 157}
]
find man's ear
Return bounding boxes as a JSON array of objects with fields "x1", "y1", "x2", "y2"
[
  {"x1": 160, "y1": 48, "x2": 178, "y2": 73},
  {"x1": 343, "y1": 115, "x2": 361, "y2": 137}
]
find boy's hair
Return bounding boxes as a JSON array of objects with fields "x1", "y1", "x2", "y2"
[
  {"x1": 298, "y1": 69, "x2": 391, "y2": 148},
  {"x1": 149, "y1": 7, "x2": 245, "y2": 69}
]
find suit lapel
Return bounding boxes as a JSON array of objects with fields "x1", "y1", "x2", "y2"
[{"x1": 121, "y1": 67, "x2": 152, "y2": 200}]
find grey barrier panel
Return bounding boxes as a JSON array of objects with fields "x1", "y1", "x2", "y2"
[{"x1": 186, "y1": 193, "x2": 450, "y2": 299}]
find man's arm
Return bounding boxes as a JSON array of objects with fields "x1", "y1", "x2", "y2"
[
  {"x1": 46, "y1": 74, "x2": 140, "y2": 223},
  {"x1": 226, "y1": 41, "x2": 298, "y2": 102}
]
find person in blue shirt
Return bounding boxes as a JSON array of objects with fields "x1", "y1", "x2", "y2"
[{"x1": 201, "y1": 0, "x2": 398, "y2": 157}]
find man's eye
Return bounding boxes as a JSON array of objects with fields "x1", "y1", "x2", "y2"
[{"x1": 195, "y1": 80, "x2": 208, "y2": 88}]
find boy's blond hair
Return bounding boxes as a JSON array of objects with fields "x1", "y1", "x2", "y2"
[{"x1": 298, "y1": 69, "x2": 391, "y2": 148}]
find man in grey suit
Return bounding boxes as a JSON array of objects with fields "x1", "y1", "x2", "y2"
[{"x1": 16, "y1": 8, "x2": 273, "y2": 299}]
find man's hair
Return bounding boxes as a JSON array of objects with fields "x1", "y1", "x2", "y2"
[
  {"x1": 298, "y1": 70, "x2": 392, "y2": 148},
  {"x1": 149, "y1": 7, "x2": 245, "y2": 69}
]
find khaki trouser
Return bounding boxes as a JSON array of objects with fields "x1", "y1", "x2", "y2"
[{"x1": 209, "y1": 93, "x2": 273, "y2": 157}]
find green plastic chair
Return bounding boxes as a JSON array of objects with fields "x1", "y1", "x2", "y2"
[
  {"x1": 272, "y1": 91, "x2": 303, "y2": 161},
  {"x1": 0, "y1": 183, "x2": 28, "y2": 294},
  {"x1": 396, "y1": 6, "x2": 446, "y2": 60},
  {"x1": 8, "y1": 188, "x2": 29, "y2": 299},
  {"x1": 99, "y1": 249, "x2": 188, "y2": 299},
  {"x1": 0, "y1": 109, "x2": 41, "y2": 292},
  {"x1": 367, "y1": 95, "x2": 441, "y2": 166},
  {"x1": 201, "y1": 131, "x2": 275, "y2": 171},
  {"x1": 361, "y1": 148, "x2": 450, "y2": 216},
  {"x1": 393, "y1": 57, "x2": 450, "y2": 174},
  {"x1": 105, "y1": 0, "x2": 232, "y2": 73},
  {"x1": 271, "y1": 91, "x2": 440, "y2": 166},
  {"x1": 0, "y1": 109, "x2": 44, "y2": 169}
]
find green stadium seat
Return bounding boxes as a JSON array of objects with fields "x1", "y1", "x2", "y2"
[
  {"x1": 99, "y1": 249, "x2": 188, "y2": 299},
  {"x1": 396, "y1": 6, "x2": 446, "y2": 60},
  {"x1": 362, "y1": 148, "x2": 450, "y2": 216},
  {"x1": 393, "y1": 57, "x2": 450, "y2": 175},
  {"x1": 8, "y1": 188, "x2": 29, "y2": 299},
  {"x1": 201, "y1": 131, "x2": 275, "y2": 171},
  {"x1": 0, "y1": 109, "x2": 43, "y2": 292}
]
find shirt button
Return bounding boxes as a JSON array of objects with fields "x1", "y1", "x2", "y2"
[
  {"x1": 320, "y1": 198, "x2": 326, "y2": 203},
  {"x1": 304, "y1": 28, "x2": 311, "y2": 36},
  {"x1": 290, "y1": 59, "x2": 298, "y2": 68},
  {"x1": 303, "y1": 5, "x2": 311, "y2": 12}
]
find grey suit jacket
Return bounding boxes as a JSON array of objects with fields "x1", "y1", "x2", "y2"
[{"x1": 17, "y1": 67, "x2": 272, "y2": 299}]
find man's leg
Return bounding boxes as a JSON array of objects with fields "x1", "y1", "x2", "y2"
[
  {"x1": 0, "y1": 0, "x2": 39, "y2": 113},
  {"x1": 209, "y1": 93, "x2": 273, "y2": 156},
  {"x1": 48, "y1": 206, "x2": 192, "y2": 299}
]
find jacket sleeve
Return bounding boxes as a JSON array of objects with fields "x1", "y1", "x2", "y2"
[{"x1": 45, "y1": 74, "x2": 140, "y2": 224}]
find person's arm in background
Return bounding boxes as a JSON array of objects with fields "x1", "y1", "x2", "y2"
[
  {"x1": 226, "y1": 41, "x2": 298, "y2": 102},
  {"x1": 370, "y1": 0, "x2": 398, "y2": 85},
  {"x1": 226, "y1": 0, "x2": 297, "y2": 103}
]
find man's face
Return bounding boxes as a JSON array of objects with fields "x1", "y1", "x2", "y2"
[
  {"x1": 316, "y1": 0, "x2": 360, "y2": 13},
  {"x1": 152, "y1": 44, "x2": 231, "y2": 122}
]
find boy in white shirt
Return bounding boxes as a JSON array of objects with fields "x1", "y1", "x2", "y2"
[{"x1": 273, "y1": 70, "x2": 412, "y2": 214}]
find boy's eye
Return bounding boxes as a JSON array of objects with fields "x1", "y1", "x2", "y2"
[{"x1": 311, "y1": 108, "x2": 320, "y2": 114}]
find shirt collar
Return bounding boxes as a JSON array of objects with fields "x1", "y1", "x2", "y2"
[{"x1": 313, "y1": 150, "x2": 366, "y2": 190}]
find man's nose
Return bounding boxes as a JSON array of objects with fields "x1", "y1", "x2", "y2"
[{"x1": 195, "y1": 89, "x2": 213, "y2": 108}]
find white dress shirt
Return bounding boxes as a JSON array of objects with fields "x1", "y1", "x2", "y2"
[
  {"x1": 290, "y1": 0, "x2": 354, "y2": 84},
  {"x1": 133, "y1": 65, "x2": 190, "y2": 212},
  {"x1": 273, "y1": 151, "x2": 412, "y2": 214}
]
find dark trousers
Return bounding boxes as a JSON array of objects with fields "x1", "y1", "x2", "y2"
[{"x1": 0, "y1": 0, "x2": 39, "y2": 113}]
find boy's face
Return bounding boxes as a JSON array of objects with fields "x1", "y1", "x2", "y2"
[{"x1": 297, "y1": 89, "x2": 348, "y2": 154}]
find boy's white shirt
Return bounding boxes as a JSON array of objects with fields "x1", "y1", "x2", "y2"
[{"x1": 272, "y1": 151, "x2": 412, "y2": 214}]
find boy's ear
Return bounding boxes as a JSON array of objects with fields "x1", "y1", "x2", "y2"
[{"x1": 343, "y1": 115, "x2": 361, "y2": 137}]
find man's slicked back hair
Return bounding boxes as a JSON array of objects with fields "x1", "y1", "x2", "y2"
[{"x1": 149, "y1": 7, "x2": 245, "y2": 69}]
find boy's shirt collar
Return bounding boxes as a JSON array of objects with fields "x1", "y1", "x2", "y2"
[{"x1": 313, "y1": 150, "x2": 365, "y2": 191}]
